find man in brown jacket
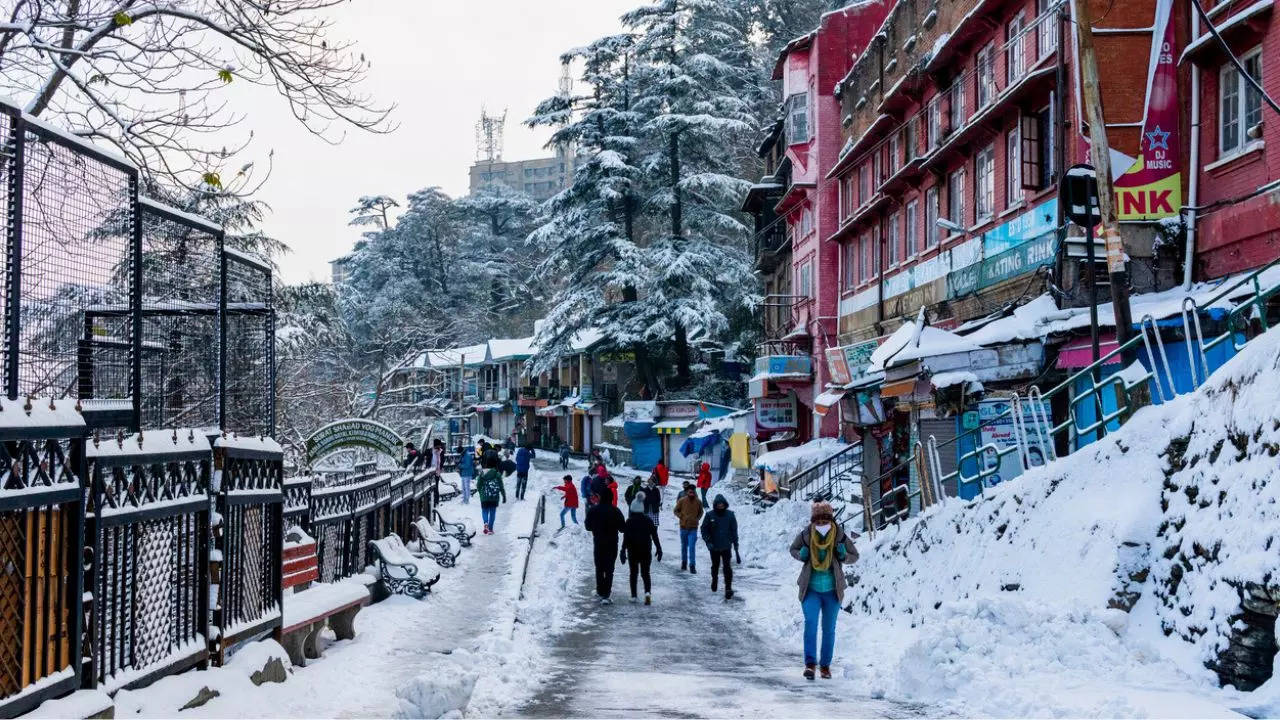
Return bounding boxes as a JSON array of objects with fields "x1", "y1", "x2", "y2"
[{"x1": 673, "y1": 485, "x2": 703, "y2": 573}]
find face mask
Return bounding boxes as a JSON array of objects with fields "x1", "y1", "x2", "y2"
[{"x1": 815, "y1": 523, "x2": 832, "y2": 535}]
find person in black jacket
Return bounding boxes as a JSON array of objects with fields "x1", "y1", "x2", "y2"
[
  {"x1": 584, "y1": 487, "x2": 626, "y2": 604},
  {"x1": 402, "y1": 442, "x2": 421, "y2": 469},
  {"x1": 700, "y1": 493, "x2": 740, "y2": 600},
  {"x1": 621, "y1": 493, "x2": 663, "y2": 605}
]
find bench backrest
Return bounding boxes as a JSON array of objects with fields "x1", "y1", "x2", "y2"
[
  {"x1": 371, "y1": 534, "x2": 416, "y2": 566},
  {"x1": 413, "y1": 517, "x2": 435, "y2": 542},
  {"x1": 283, "y1": 540, "x2": 320, "y2": 590}
]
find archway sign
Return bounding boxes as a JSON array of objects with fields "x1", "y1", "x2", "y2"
[{"x1": 305, "y1": 418, "x2": 405, "y2": 466}]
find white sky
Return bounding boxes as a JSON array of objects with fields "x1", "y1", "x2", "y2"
[{"x1": 233, "y1": 0, "x2": 636, "y2": 285}]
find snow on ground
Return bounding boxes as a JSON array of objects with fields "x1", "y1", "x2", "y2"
[
  {"x1": 754, "y1": 437, "x2": 847, "y2": 475},
  {"x1": 731, "y1": 326, "x2": 1280, "y2": 718}
]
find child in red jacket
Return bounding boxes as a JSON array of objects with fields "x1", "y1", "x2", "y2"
[
  {"x1": 554, "y1": 475, "x2": 579, "y2": 528},
  {"x1": 696, "y1": 461, "x2": 712, "y2": 506}
]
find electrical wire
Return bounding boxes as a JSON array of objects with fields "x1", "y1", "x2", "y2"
[{"x1": 1188, "y1": 0, "x2": 1280, "y2": 115}]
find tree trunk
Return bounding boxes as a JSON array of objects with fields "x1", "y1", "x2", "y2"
[{"x1": 669, "y1": 131, "x2": 691, "y2": 388}]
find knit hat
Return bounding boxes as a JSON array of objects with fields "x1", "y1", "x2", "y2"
[
  {"x1": 629, "y1": 491, "x2": 646, "y2": 514},
  {"x1": 811, "y1": 501, "x2": 835, "y2": 523}
]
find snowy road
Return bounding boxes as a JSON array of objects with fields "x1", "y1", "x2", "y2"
[{"x1": 509, "y1": 493, "x2": 921, "y2": 719}]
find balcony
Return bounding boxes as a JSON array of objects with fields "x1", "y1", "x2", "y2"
[
  {"x1": 760, "y1": 294, "x2": 808, "y2": 357},
  {"x1": 755, "y1": 222, "x2": 791, "y2": 274}
]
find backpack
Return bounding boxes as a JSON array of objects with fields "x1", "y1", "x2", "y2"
[{"x1": 477, "y1": 470, "x2": 504, "y2": 503}]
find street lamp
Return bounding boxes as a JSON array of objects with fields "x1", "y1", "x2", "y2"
[{"x1": 935, "y1": 217, "x2": 964, "y2": 234}]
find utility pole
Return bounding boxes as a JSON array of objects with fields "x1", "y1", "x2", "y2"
[{"x1": 1071, "y1": 0, "x2": 1136, "y2": 359}]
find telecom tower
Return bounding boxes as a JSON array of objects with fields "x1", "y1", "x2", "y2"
[{"x1": 475, "y1": 106, "x2": 507, "y2": 163}]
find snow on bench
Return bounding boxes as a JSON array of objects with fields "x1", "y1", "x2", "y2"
[
  {"x1": 370, "y1": 534, "x2": 439, "y2": 599},
  {"x1": 279, "y1": 527, "x2": 370, "y2": 667},
  {"x1": 411, "y1": 516, "x2": 460, "y2": 567}
]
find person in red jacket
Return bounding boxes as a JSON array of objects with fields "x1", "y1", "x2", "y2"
[
  {"x1": 653, "y1": 458, "x2": 670, "y2": 487},
  {"x1": 608, "y1": 477, "x2": 620, "y2": 507},
  {"x1": 554, "y1": 474, "x2": 579, "y2": 528},
  {"x1": 696, "y1": 461, "x2": 712, "y2": 506}
]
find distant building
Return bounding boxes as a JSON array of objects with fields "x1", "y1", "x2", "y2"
[
  {"x1": 330, "y1": 255, "x2": 352, "y2": 285},
  {"x1": 468, "y1": 147, "x2": 575, "y2": 202}
]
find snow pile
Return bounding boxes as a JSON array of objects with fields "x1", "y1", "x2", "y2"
[
  {"x1": 738, "y1": 326, "x2": 1280, "y2": 717},
  {"x1": 393, "y1": 651, "x2": 478, "y2": 719},
  {"x1": 753, "y1": 437, "x2": 847, "y2": 474},
  {"x1": 112, "y1": 640, "x2": 291, "y2": 716}
]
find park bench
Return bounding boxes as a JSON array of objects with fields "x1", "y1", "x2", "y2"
[
  {"x1": 279, "y1": 528, "x2": 370, "y2": 667},
  {"x1": 370, "y1": 534, "x2": 440, "y2": 599},
  {"x1": 435, "y1": 474, "x2": 462, "y2": 502},
  {"x1": 411, "y1": 516, "x2": 460, "y2": 567},
  {"x1": 435, "y1": 509, "x2": 476, "y2": 547}
]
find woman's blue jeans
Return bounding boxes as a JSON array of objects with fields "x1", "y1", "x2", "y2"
[
  {"x1": 481, "y1": 503, "x2": 497, "y2": 529},
  {"x1": 801, "y1": 589, "x2": 840, "y2": 667}
]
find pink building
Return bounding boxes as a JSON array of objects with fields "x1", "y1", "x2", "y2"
[{"x1": 745, "y1": 1, "x2": 893, "y2": 444}]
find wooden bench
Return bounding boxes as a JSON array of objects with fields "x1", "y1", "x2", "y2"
[
  {"x1": 411, "y1": 516, "x2": 460, "y2": 567},
  {"x1": 278, "y1": 529, "x2": 370, "y2": 667},
  {"x1": 370, "y1": 534, "x2": 440, "y2": 599},
  {"x1": 435, "y1": 510, "x2": 476, "y2": 547}
]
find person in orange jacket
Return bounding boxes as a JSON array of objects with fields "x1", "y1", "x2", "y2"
[{"x1": 696, "y1": 461, "x2": 712, "y2": 506}]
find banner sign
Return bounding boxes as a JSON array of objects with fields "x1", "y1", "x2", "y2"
[
  {"x1": 826, "y1": 347, "x2": 853, "y2": 386},
  {"x1": 982, "y1": 199, "x2": 1059, "y2": 255},
  {"x1": 843, "y1": 339, "x2": 881, "y2": 385},
  {"x1": 977, "y1": 398, "x2": 1052, "y2": 488},
  {"x1": 949, "y1": 234, "x2": 1058, "y2": 298},
  {"x1": 755, "y1": 354, "x2": 812, "y2": 376},
  {"x1": 755, "y1": 396, "x2": 798, "y2": 430},
  {"x1": 1072, "y1": 0, "x2": 1181, "y2": 220},
  {"x1": 306, "y1": 419, "x2": 405, "y2": 465}
]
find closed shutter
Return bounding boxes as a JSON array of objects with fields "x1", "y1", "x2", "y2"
[{"x1": 919, "y1": 418, "x2": 959, "y2": 498}]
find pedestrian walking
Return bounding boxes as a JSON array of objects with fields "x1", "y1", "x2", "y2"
[
  {"x1": 789, "y1": 501, "x2": 858, "y2": 680},
  {"x1": 700, "y1": 494, "x2": 740, "y2": 600},
  {"x1": 585, "y1": 487, "x2": 625, "y2": 603},
  {"x1": 696, "y1": 461, "x2": 713, "y2": 507},
  {"x1": 672, "y1": 486, "x2": 703, "y2": 573},
  {"x1": 457, "y1": 444, "x2": 475, "y2": 504},
  {"x1": 621, "y1": 492, "x2": 662, "y2": 605},
  {"x1": 607, "y1": 476, "x2": 619, "y2": 507},
  {"x1": 430, "y1": 440, "x2": 445, "y2": 477},
  {"x1": 500, "y1": 451, "x2": 517, "y2": 478},
  {"x1": 515, "y1": 443, "x2": 536, "y2": 500},
  {"x1": 553, "y1": 474, "x2": 579, "y2": 528},
  {"x1": 642, "y1": 476, "x2": 662, "y2": 529},
  {"x1": 559, "y1": 441, "x2": 571, "y2": 470},
  {"x1": 476, "y1": 455, "x2": 507, "y2": 534},
  {"x1": 580, "y1": 472, "x2": 595, "y2": 512},
  {"x1": 504, "y1": 435, "x2": 516, "y2": 453},
  {"x1": 403, "y1": 442, "x2": 422, "y2": 469},
  {"x1": 652, "y1": 458, "x2": 670, "y2": 487},
  {"x1": 623, "y1": 476, "x2": 644, "y2": 506}
]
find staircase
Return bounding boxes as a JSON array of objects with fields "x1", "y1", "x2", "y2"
[{"x1": 767, "y1": 443, "x2": 865, "y2": 527}]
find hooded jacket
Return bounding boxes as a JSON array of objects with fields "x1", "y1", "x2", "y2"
[
  {"x1": 699, "y1": 494, "x2": 738, "y2": 551},
  {"x1": 788, "y1": 523, "x2": 859, "y2": 602},
  {"x1": 585, "y1": 489, "x2": 625, "y2": 554},
  {"x1": 476, "y1": 469, "x2": 506, "y2": 505},
  {"x1": 515, "y1": 446, "x2": 534, "y2": 472},
  {"x1": 642, "y1": 483, "x2": 662, "y2": 514},
  {"x1": 457, "y1": 449, "x2": 475, "y2": 476},
  {"x1": 624, "y1": 479, "x2": 644, "y2": 506},
  {"x1": 622, "y1": 501, "x2": 662, "y2": 561},
  {"x1": 696, "y1": 462, "x2": 712, "y2": 489}
]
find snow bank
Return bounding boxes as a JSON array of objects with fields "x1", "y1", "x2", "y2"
[
  {"x1": 393, "y1": 652, "x2": 478, "y2": 719},
  {"x1": 738, "y1": 326, "x2": 1280, "y2": 716},
  {"x1": 112, "y1": 640, "x2": 291, "y2": 717},
  {"x1": 754, "y1": 437, "x2": 847, "y2": 474}
]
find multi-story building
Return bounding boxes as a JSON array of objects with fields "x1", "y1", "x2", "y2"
[
  {"x1": 468, "y1": 147, "x2": 575, "y2": 201},
  {"x1": 1185, "y1": 0, "x2": 1280, "y2": 278},
  {"x1": 743, "y1": 1, "x2": 894, "y2": 447}
]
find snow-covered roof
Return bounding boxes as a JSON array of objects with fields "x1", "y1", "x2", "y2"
[
  {"x1": 570, "y1": 328, "x2": 606, "y2": 352},
  {"x1": 488, "y1": 336, "x2": 536, "y2": 362},
  {"x1": 754, "y1": 437, "x2": 848, "y2": 475},
  {"x1": 870, "y1": 313, "x2": 982, "y2": 372},
  {"x1": 418, "y1": 344, "x2": 488, "y2": 369}
]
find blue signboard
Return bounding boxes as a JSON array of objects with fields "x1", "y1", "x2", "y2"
[{"x1": 982, "y1": 198, "x2": 1059, "y2": 255}]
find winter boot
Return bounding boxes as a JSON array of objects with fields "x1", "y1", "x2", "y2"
[
  {"x1": 644, "y1": 593, "x2": 651, "y2": 606},
  {"x1": 630, "y1": 596, "x2": 638, "y2": 603},
  {"x1": 803, "y1": 664, "x2": 816, "y2": 681},
  {"x1": 690, "y1": 565, "x2": 697, "y2": 574},
  {"x1": 681, "y1": 560, "x2": 687, "y2": 571},
  {"x1": 711, "y1": 575, "x2": 718, "y2": 592},
  {"x1": 819, "y1": 666, "x2": 832, "y2": 680},
  {"x1": 600, "y1": 597, "x2": 612, "y2": 605}
]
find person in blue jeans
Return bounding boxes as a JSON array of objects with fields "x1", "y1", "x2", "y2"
[
  {"x1": 672, "y1": 485, "x2": 703, "y2": 573},
  {"x1": 456, "y1": 444, "x2": 475, "y2": 504},
  {"x1": 515, "y1": 443, "x2": 535, "y2": 500},
  {"x1": 788, "y1": 501, "x2": 858, "y2": 680}
]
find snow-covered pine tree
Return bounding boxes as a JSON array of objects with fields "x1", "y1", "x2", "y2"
[
  {"x1": 623, "y1": 0, "x2": 759, "y2": 388},
  {"x1": 527, "y1": 35, "x2": 662, "y2": 396}
]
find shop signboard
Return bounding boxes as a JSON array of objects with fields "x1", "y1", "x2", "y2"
[
  {"x1": 976, "y1": 398, "x2": 1052, "y2": 488},
  {"x1": 948, "y1": 234, "x2": 1058, "y2": 298},
  {"x1": 756, "y1": 396, "x2": 798, "y2": 430},
  {"x1": 843, "y1": 338, "x2": 880, "y2": 384},
  {"x1": 826, "y1": 347, "x2": 853, "y2": 386},
  {"x1": 982, "y1": 199, "x2": 1059, "y2": 255},
  {"x1": 755, "y1": 354, "x2": 812, "y2": 376}
]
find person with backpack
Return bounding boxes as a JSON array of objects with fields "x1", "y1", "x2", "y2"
[
  {"x1": 700, "y1": 494, "x2": 740, "y2": 600},
  {"x1": 553, "y1": 475, "x2": 579, "y2": 528},
  {"x1": 584, "y1": 487, "x2": 625, "y2": 603},
  {"x1": 457, "y1": 444, "x2": 476, "y2": 505},
  {"x1": 696, "y1": 461, "x2": 713, "y2": 507},
  {"x1": 789, "y1": 501, "x2": 858, "y2": 680},
  {"x1": 515, "y1": 443, "x2": 536, "y2": 500},
  {"x1": 621, "y1": 492, "x2": 662, "y2": 605},
  {"x1": 476, "y1": 455, "x2": 507, "y2": 534},
  {"x1": 673, "y1": 485, "x2": 703, "y2": 573}
]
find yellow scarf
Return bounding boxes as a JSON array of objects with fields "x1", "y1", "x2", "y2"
[{"x1": 809, "y1": 525, "x2": 836, "y2": 572}]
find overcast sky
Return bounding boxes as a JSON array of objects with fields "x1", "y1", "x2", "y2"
[{"x1": 238, "y1": 0, "x2": 636, "y2": 285}]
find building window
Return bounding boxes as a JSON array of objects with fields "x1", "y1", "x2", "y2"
[
  {"x1": 905, "y1": 200, "x2": 919, "y2": 257},
  {"x1": 1020, "y1": 107, "x2": 1055, "y2": 190},
  {"x1": 887, "y1": 211, "x2": 901, "y2": 266},
  {"x1": 927, "y1": 97, "x2": 942, "y2": 150},
  {"x1": 874, "y1": 151, "x2": 883, "y2": 185},
  {"x1": 1220, "y1": 49, "x2": 1263, "y2": 156},
  {"x1": 786, "y1": 92, "x2": 810, "y2": 144},
  {"x1": 888, "y1": 133, "x2": 900, "y2": 175},
  {"x1": 904, "y1": 121, "x2": 917, "y2": 162},
  {"x1": 975, "y1": 145, "x2": 995, "y2": 222},
  {"x1": 861, "y1": 233, "x2": 873, "y2": 281},
  {"x1": 1007, "y1": 13, "x2": 1026, "y2": 84},
  {"x1": 977, "y1": 43, "x2": 996, "y2": 108},
  {"x1": 800, "y1": 207, "x2": 815, "y2": 238},
  {"x1": 842, "y1": 241, "x2": 858, "y2": 290},
  {"x1": 1007, "y1": 123, "x2": 1023, "y2": 205},
  {"x1": 859, "y1": 163, "x2": 870, "y2": 204},
  {"x1": 925, "y1": 186, "x2": 940, "y2": 248},
  {"x1": 798, "y1": 260, "x2": 813, "y2": 297},
  {"x1": 948, "y1": 167, "x2": 967, "y2": 230},
  {"x1": 840, "y1": 176, "x2": 854, "y2": 221},
  {"x1": 1037, "y1": 0, "x2": 1057, "y2": 59},
  {"x1": 949, "y1": 80, "x2": 967, "y2": 133}
]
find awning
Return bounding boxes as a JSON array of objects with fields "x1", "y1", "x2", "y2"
[
  {"x1": 1056, "y1": 334, "x2": 1122, "y2": 369},
  {"x1": 604, "y1": 414, "x2": 625, "y2": 429},
  {"x1": 536, "y1": 405, "x2": 563, "y2": 417},
  {"x1": 653, "y1": 419, "x2": 695, "y2": 434},
  {"x1": 814, "y1": 389, "x2": 848, "y2": 417},
  {"x1": 679, "y1": 432, "x2": 722, "y2": 457},
  {"x1": 472, "y1": 402, "x2": 504, "y2": 413},
  {"x1": 880, "y1": 378, "x2": 919, "y2": 399},
  {"x1": 573, "y1": 402, "x2": 598, "y2": 414}
]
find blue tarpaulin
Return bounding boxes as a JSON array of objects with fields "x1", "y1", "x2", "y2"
[{"x1": 679, "y1": 431, "x2": 722, "y2": 457}]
